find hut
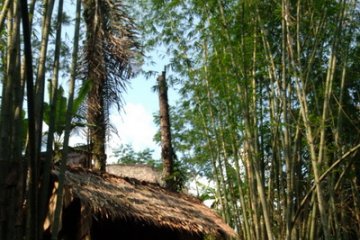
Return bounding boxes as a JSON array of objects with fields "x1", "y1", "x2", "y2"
[{"x1": 44, "y1": 168, "x2": 236, "y2": 240}]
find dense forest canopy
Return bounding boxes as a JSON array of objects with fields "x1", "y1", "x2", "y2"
[{"x1": 0, "y1": 0, "x2": 359, "y2": 239}]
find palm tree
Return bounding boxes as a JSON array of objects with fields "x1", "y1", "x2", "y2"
[{"x1": 82, "y1": 0, "x2": 139, "y2": 171}]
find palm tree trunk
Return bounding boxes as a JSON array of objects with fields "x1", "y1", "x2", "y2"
[
  {"x1": 87, "y1": 88, "x2": 106, "y2": 171},
  {"x1": 84, "y1": 0, "x2": 107, "y2": 171},
  {"x1": 157, "y1": 71, "x2": 176, "y2": 190}
]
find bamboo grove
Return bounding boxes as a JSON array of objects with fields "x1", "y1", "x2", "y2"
[
  {"x1": 0, "y1": 0, "x2": 139, "y2": 239},
  {"x1": 139, "y1": 0, "x2": 360, "y2": 239},
  {"x1": 0, "y1": 0, "x2": 360, "y2": 239}
]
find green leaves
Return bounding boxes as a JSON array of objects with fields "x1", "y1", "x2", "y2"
[
  {"x1": 43, "y1": 82, "x2": 89, "y2": 136},
  {"x1": 113, "y1": 144, "x2": 159, "y2": 167},
  {"x1": 43, "y1": 86, "x2": 67, "y2": 135},
  {"x1": 131, "y1": 0, "x2": 360, "y2": 237}
]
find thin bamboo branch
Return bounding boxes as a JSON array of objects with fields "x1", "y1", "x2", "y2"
[
  {"x1": 293, "y1": 142, "x2": 360, "y2": 225},
  {"x1": 20, "y1": 0, "x2": 37, "y2": 239},
  {"x1": 0, "y1": 0, "x2": 11, "y2": 31},
  {"x1": 51, "y1": 0, "x2": 80, "y2": 238}
]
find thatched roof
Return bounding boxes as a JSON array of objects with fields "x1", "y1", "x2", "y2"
[
  {"x1": 55, "y1": 168, "x2": 236, "y2": 239},
  {"x1": 106, "y1": 164, "x2": 162, "y2": 184}
]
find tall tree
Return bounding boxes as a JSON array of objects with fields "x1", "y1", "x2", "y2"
[
  {"x1": 82, "y1": 0, "x2": 139, "y2": 171},
  {"x1": 157, "y1": 70, "x2": 176, "y2": 190}
]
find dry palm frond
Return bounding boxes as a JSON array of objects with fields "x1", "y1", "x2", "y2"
[
  {"x1": 83, "y1": 0, "x2": 141, "y2": 110},
  {"x1": 80, "y1": 0, "x2": 142, "y2": 144}
]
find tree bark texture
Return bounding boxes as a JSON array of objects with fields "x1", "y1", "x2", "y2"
[
  {"x1": 84, "y1": 0, "x2": 107, "y2": 171},
  {"x1": 157, "y1": 71, "x2": 175, "y2": 191}
]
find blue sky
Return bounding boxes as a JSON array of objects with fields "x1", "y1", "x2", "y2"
[
  {"x1": 107, "y1": 71, "x2": 161, "y2": 163},
  {"x1": 106, "y1": 49, "x2": 180, "y2": 163},
  {"x1": 70, "y1": 61, "x2": 174, "y2": 163},
  {"x1": 62, "y1": 0, "x2": 178, "y2": 163}
]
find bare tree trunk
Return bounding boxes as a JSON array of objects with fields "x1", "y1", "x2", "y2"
[
  {"x1": 157, "y1": 71, "x2": 176, "y2": 190},
  {"x1": 88, "y1": 86, "x2": 106, "y2": 171}
]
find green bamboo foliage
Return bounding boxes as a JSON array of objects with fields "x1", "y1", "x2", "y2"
[{"x1": 140, "y1": 0, "x2": 360, "y2": 239}]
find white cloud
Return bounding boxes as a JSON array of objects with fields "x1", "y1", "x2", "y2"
[
  {"x1": 66, "y1": 102, "x2": 159, "y2": 163},
  {"x1": 107, "y1": 103, "x2": 159, "y2": 163}
]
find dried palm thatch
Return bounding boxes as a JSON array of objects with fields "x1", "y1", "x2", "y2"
[
  {"x1": 106, "y1": 164, "x2": 162, "y2": 184},
  {"x1": 49, "y1": 168, "x2": 236, "y2": 239}
]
